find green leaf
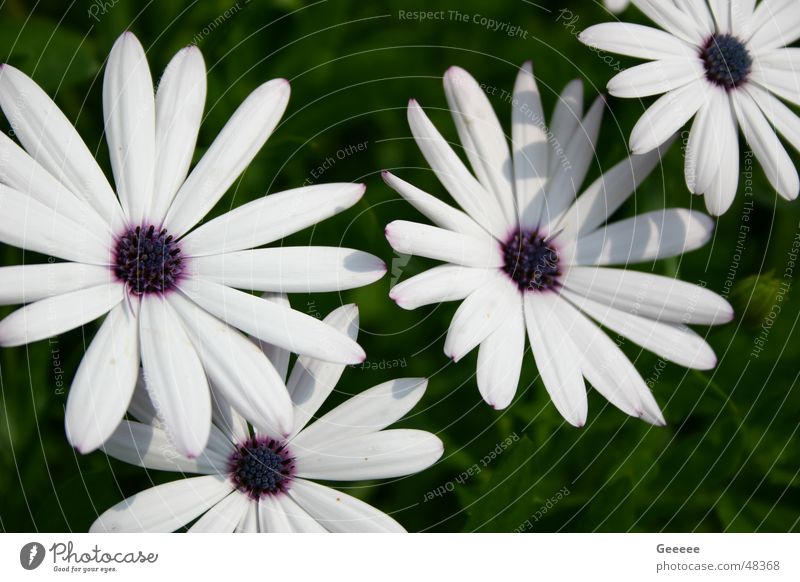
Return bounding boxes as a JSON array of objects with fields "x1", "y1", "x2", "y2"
[{"x1": 730, "y1": 272, "x2": 789, "y2": 328}]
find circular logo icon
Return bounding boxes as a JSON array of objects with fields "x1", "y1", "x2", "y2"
[{"x1": 19, "y1": 542, "x2": 46, "y2": 570}]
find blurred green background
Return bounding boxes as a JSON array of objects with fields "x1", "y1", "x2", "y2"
[{"x1": 0, "y1": 0, "x2": 798, "y2": 533}]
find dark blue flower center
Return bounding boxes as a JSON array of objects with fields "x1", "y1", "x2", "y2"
[
  {"x1": 229, "y1": 437, "x2": 295, "y2": 499},
  {"x1": 114, "y1": 225, "x2": 183, "y2": 294},
  {"x1": 502, "y1": 230, "x2": 560, "y2": 291},
  {"x1": 700, "y1": 34, "x2": 752, "y2": 89}
]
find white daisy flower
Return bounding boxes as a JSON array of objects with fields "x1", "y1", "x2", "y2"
[
  {"x1": 580, "y1": 0, "x2": 800, "y2": 215},
  {"x1": 90, "y1": 302, "x2": 443, "y2": 533},
  {"x1": 0, "y1": 32, "x2": 385, "y2": 457},
  {"x1": 383, "y1": 63, "x2": 733, "y2": 425}
]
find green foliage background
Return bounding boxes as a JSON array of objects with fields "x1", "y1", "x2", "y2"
[{"x1": 0, "y1": 0, "x2": 798, "y2": 532}]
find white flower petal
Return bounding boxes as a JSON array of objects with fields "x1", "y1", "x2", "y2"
[
  {"x1": 730, "y1": 0, "x2": 757, "y2": 36},
  {"x1": 407, "y1": 99, "x2": 508, "y2": 239},
  {"x1": 381, "y1": 171, "x2": 488, "y2": 239},
  {"x1": 558, "y1": 144, "x2": 669, "y2": 241},
  {"x1": 524, "y1": 293, "x2": 587, "y2": 427},
  {"x1": 0, "y1": 64, "x2": 124, "y2": 230},
  {"x1": 748, "y1": 0, "x2": 800, "y2": 51},
  {"x1": 209, "y1": 392, "x2": 249, "y2": 448},
  {"x1": 180, "y1": 183, "x2": 365, "y2": 257},
  {"x1": 544, "y1": 96, "x2": 605, "y2": 227},
  {"x1": 235, "y1": 503, "x2": 258, "y2": 533},
  {"x1": 102, "y1": 420, "x2": 229, "y2": 474},
  {"x1": 259, "y1": 494, "x2": 327, "y2": 532},
  {"x1": 548, "y1": 80, "x2": 583, "y2": 179},
  {"x1": 607, "y1": 58, "x2": 705, "y2": 99},
  {"x1": 257, "y1": 292, "x2": 291, "y2": 383},
  {"x1": 752, "y1": 47, "x2": 800, "y2": 74},
  {"x1": 201, "y1": 384, "x2": 248, "y2": 450},
  {"x1": 257, "y1": 495, "x2": 291, "y2": 533},
  {"x1": 568, "y1": 209, "x2": 714, "y2": 266},
  {"x1": 684, "y1": 101, "x2": 712, "y2": 193},
  {"x1": 562, "y1": 288, "x2": 719, "y2": 370},
  {"x1": 389, "y1": 265, "x2": 494, "y2": 310},
  {"x1": 168, "y1": 292, "x2": 293, "y2": 439},
  {"x1": 0, "y1": 132, "x2": 111, "y2": 234},
  {"x1": 703, "y1": 97, "x2": 740, "y2": 216},
  {"x1": 0, "y1": 185, "x2": 113, "y2": 264},
  {"x1": 65, "y1": 302, "x2": 138, "y2": 453},
  {"x1": 708, "y1": 0, "x2": 732, "y2": 33},
  {"x1": 563, "y1": 266, "x2": 734, "y2": 325},
  {"x1": 631, "y1": 0, "x2": 707, "y2": 44},
  {"x1": 190, "y1": 247, "x2": 386, "y2": 293},
  {"x1": 444, "y1": 271, "x2": 519, "y2": 361},
  {"x1": 292, "y1": 378, "x2": 427, "y2": 450},
  {"x1": 180, "y1": 278, "x2": 365, "y2": 364},
  {"x1": 605, "y1": 0, "x2": 630, "y2": 13},
  {"x1": 0, "y1": 263, "x2": 112, "y2": 306},
  {"x1": 691, "y1": 90, "x2": 736, "y2": 198},
  {"x1": 139, "y1": 296, "x2": 211, "y2": 458},
  {"x1": 103, "y1": 32, "x2": 156, "y2": 225},
  {"x1": 90, "y1": 475, "x2": 233, "y2": 533},
  {"x1": 512, "y1": 61, "x2": 549, "y2": 229},
  {"x1": 673, "y1": 0, "x2": 716, "y2": 36},
  {"x1": 127, "y1": 372, "x2": 159, "y2": 426},
  {"x1": 287, "y1": 304, "x2": 359, "y2": 437},
  {"x1": 747, "y1": 82, "x2": 800, "y2": 153},
  {"x1": 579, "y1": 23, "x2": 698, "y2": 60},
  {"x1": 151, "y1": 46, "x2": 206, "y2": 224},
  {"x1": 0, "y1": 283, "x2": 122, "y2": 347},
  {"x1": 443, "y1": 66, "x2": 516, "y2": 227},
  {"x1": 477, "y1": 306, "x2": 525, "y2": 410},
  {"x1": 733, "y1": 89, "x2": 800, "y2": 200},
  {"x1": 385, "y1": 220, "x2": 502, "y2": 268},
  {"x1": 751, "y1": 62, "x2": 800, "y2": 106},
  {"x1": 295, "y1": 429, "x2": 443, "y2": 481},
  {"x1": 164, "y1": 78, "x2": 290, "y2": 236},
  {"x1": 287, "y1": 478, "x2": 405, "y2": 533},
  {"x1": 749, "y1": 0, "x2": 794, "y2": 35},
  {"x1": 188, "y1": 491, "x2": 250, "y2": 533},
  {"x1": 552, "y1": 295, "x2": 666, "y2": 425},
  {"x1": 629, "y1": 80, "x2": 708, "y2": 154}
]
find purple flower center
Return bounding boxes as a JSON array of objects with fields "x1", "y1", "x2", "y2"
[
  {"x1": 700, "y1": 34, "x2": 752, "y2": 89},
  {"x1": 228, "y1": 436, "x2": 295, "y2": 499},
  {"x1": 114, "y1": 225, "x2": 183, "y2": 294},
  {"x1": 502, "y1": 229, "x2": 561, "y2": 292}
]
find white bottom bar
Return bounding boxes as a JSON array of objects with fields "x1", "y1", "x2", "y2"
[{"x1": 1, "y1": 533, "x2": 797, "y2": 580}]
